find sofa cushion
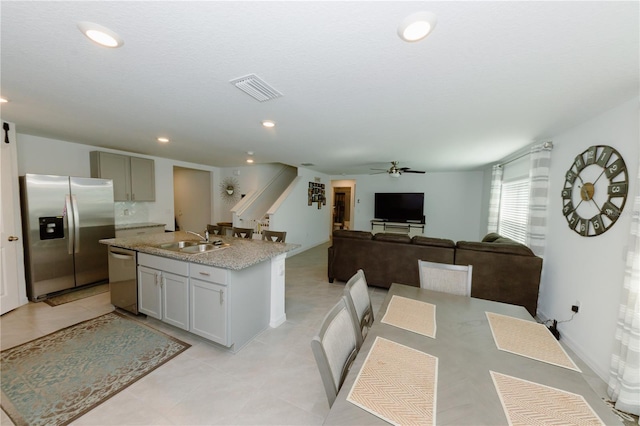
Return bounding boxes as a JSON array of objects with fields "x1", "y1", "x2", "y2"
[
  {"x1": 373, "y1": 233, "x2": 412, "y2": 244},
  {"x1": 412, "y1": 236, "x2": 455, "y2": 248},
  {"x1": 482, "y1": 233, "x2": 502, "y2": 242},
  {"x1": 333, "y1": 230, "x2": 373, "y2": 240},
  {"x1": 456, "y1": 240, "x2": 534, "y2": 256}
]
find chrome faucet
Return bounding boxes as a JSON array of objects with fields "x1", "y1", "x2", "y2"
[{"x1": 186, "y1": 230, "x2": 209, "y2": 242}]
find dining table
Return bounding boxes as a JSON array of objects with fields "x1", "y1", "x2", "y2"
[{"x1": 323, "y1": 283, "x2": 621, "y2": 425}]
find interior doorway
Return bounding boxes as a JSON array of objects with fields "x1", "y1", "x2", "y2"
[
  {"x1": 332, "y1": 181, "x2": 355, "y2": 231},
  {"x1": 173, "y1": 166, "x2": 211, "y2": 233}
]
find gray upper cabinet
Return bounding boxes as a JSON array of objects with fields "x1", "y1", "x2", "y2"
[{"x1": 90, "y1": 151, "x2": 155, "y2": 201}]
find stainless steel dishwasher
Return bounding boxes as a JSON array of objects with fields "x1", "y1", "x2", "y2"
[{"x1": 108, "y1": 246, "x2": 138, "y2": 314}]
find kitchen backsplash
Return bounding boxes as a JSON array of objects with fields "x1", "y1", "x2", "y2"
[{"x1": 115, "y1": 202, "x2": 149, "y2": 225}]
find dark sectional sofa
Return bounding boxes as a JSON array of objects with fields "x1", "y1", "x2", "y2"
[{"x1": 327, "y1": 230, "x2": 543, "y2": 316}]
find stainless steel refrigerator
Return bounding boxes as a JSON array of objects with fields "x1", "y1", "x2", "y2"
[{"x1": 19, "y1": 174, "x2": 115, "y2": 301}]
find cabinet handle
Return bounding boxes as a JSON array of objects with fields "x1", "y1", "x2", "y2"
[
  {"x1": 199, "y1": 271, "x2": 210, "y2": 276},
  {"x1": 220, "y1": 289, "x2": 224, "y2": 305}
]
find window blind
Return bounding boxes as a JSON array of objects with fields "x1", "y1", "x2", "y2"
[{"x1": 498, "y1": 179, "x2": 530, "y2": 244}]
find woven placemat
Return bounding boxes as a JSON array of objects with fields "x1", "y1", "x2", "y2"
[
  {"x1": 491, "y1": 371, "x2": 604, "y2": 426},
  {"x1": 486, "y1": 312, "x2": 580, "y2": 371},
  {"x1": 347, "y1": 337, "x2": 438, "y2": 426},
  {"x1": 381, "y1": 295, "x2": 436, "y2": 338}
]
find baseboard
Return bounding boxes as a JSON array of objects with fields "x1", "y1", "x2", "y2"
[{"x1": 537, "y1": 309, "x2": 610, "y2": 382}]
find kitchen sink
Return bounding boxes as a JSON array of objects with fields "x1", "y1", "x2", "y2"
[
  {"x1": 157, "y1": 240, "x2": 230, "y2": 254},
  {"x1": 158, "y1": 240, "x2": 199, "y2": 250}
]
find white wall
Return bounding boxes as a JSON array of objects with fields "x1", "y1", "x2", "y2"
[
  {"x1": 15, "y1": 134, "x2": 331, "y2": 252},
  {"x1": 538, "y1": 96, "x2": 639, "y2": 380},
  {"x1": 270, "y1": 168, "x2": 332, "y2": 253},
  {"x1": 336, "y1": 171, "x2": 485, "y2": 242},
  {"x1": 216, "y1": 163, "x2": 286, "y2": 223},
  {"x1": 16, "y1": 133, "x2": 219, "y2": 230}
]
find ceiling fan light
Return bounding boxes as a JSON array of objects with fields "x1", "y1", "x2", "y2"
[
  {"x1": 390, "y1": 171, "x2": 401, "y2": 178},
  {"x1": 398, "y1": 11, "x2": 437, "y2": 42}
]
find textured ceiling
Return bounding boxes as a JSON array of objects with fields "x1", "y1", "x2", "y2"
[{"x1": 1, "y1": 1, "x2": 638, "y2": 175}]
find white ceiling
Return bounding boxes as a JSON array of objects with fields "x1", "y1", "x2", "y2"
[{"x1": 1, "y1": 1, "x2": 638, "y2": 175}]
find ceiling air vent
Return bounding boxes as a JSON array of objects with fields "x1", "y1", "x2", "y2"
[{"x1": 229, "y1": 74, "x2": 282, "y2": 102}]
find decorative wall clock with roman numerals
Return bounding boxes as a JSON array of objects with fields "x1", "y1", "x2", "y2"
[{"x1": 561, "y1": 145, "x2": 628, "y2": 236}]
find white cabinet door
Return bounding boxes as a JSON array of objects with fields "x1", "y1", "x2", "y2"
[
  {"x1": 138, "y1": 265, "x2": 162, "y2": 319},
  {"x1": 162, "y1": 271, "x2": 189, "y2": 330},
  {"x1": 190, "y1": 279, "x2": 228, "y2": 345}
]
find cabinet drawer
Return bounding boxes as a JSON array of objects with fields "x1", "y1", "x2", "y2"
[
  {"x1": 138, "y1": 253, "x2": 188, "y2": 276},
  {"x1": 116, "y1": 226, "x2": 164, "y2": 238},
  {"x1": 190, "y1": 263, "x2": 227, "y2": 284}
]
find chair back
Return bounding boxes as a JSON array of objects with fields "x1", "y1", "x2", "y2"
[
  {"x1": 343, "y1": 269, "x2": 373, "y2": 349},
  {"x1": 311, "y1": 296, "x2": 360, "y2": 407},
  {"x1": 418, "y1": 260, "x2": 473, "y2": 296},
  {"x1": 232, "y1": 227, "x2": 254, "y2": 239},
  {"x1": 206, "y1": 224, "x2": 223, "y2": 235},
  {"x1": 262, "y1": 230, "x2": 287, "y2": 242}
]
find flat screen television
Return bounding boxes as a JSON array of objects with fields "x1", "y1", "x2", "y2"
[{"x1": 374, "y1": 192, "x2": 424, "y2": 223}]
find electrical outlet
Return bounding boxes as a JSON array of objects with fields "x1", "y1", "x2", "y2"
[{"x1": 571, "y1": 301, "x2": 580, "y2": 313}]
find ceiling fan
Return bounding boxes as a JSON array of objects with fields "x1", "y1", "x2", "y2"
[{"x1": 371, "y1": 161, "x2": 426, "y2": 178}]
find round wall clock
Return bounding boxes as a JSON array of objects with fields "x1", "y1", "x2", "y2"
[{"x1": 561, "y1": 145, "x2": 628, "y2": 236}]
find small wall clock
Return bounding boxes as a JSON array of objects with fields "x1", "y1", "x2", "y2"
[{"x1": 561, "y1": 145, "x2": 628, "y2": 236}]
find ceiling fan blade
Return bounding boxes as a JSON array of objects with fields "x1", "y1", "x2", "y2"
[
  {"x1": 369, "y1": 170, "x2": 389, "y2": 175},
  {"x1": 402, "y1": 170, "x2": 426, "y2": 174}
]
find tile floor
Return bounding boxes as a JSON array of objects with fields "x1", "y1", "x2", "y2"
[
  {"x1": 0, "y1": 242, "x2": 618, "y2": 425},
  {"x1": 0, "y1": 242, "x2": 388, "y2": 425}
]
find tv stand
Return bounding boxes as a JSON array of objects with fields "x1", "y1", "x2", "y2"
[{"x1": 371, "y1": 220, "x2": 425, "y2": 237}]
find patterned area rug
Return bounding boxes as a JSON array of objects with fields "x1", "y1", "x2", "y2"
[
  {"x1": 43, "y1": 283, "x2": 109, "y2": 307},
  {"x1": 381, "y1": 295, "x2": 436, "y2": 338},
  {"x1": 491, "y1": 371, "x2": 604, "y2": 426},
  {"x1": 347, "y1": 337, "x2": 438, "y2": 426},
  {"x1": 1, "y1": 312, "x2": 190, "y2": 426}
]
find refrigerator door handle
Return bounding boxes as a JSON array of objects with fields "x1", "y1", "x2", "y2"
[
  {"x1": 65, "y1": 194, "x2": 74, "y2": 254},
  {"x1": 71, "y1": 194, "x2": 80, "y2": 253}
]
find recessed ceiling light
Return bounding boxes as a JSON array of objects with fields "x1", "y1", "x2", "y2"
[
  {"x1": 157, "y1": 137, "x2": 169, "y2": 143},
  {"x1": 262, "y1": 120, "x2": 275, "y2": 128},
  {"x1": 246, "y1": 158, "x2": 254, "y2": 164},
  {"x1": 77, "y1": 22, "x2": 124, "y2": 48},
  {"x1": 398, "y1": 11, "x2": 437, "y2": 42},
  {"x1": 0, "y1": 97, "x2": 8, "y2": 103}
]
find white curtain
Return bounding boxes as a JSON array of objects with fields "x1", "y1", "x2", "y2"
[
  {"x1": 526, "y1": 142, "x2": 553, "y2": 257},
  {"x1": 607, "y1": 160, "x2": 640, "y2": 418},
  {"x1": 487, "y1": 165, "x2": 503, "y2": 233}
]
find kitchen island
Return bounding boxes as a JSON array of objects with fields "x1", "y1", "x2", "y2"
[{"x1": 101, "y1": 231, "x2": 299, "y2": 352}]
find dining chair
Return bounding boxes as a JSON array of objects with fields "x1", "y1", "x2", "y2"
[
  {"x1": 343, "y1": 269, "x2": 373, "y2": 349},
  {"x1": 232, "y1": 227, "x2": 254, "y2": 239},
  {"x1": 311, "y1": 296, "x2": 361, "y2": 407},
  {"x1": 418, "y1": 260, "x2": 473, "y2": 296},
  {"x1": 261, "y1": 230, "x2": 287, "y2": 242},
  {"x1": 206, "y1": 224, "x2": 223, "y2": 235}
]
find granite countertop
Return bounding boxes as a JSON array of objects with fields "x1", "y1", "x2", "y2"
[
  {"x1": 115, "y1": 222, "x2": 166, "y2": 231},
  {"x1": 100, "y1": 231, "x2": 299, "y2": 270}
]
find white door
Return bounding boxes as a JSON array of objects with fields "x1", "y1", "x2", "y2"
[{"x1": 0, "y1": 120, "x2": 27, "y2": 314}]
